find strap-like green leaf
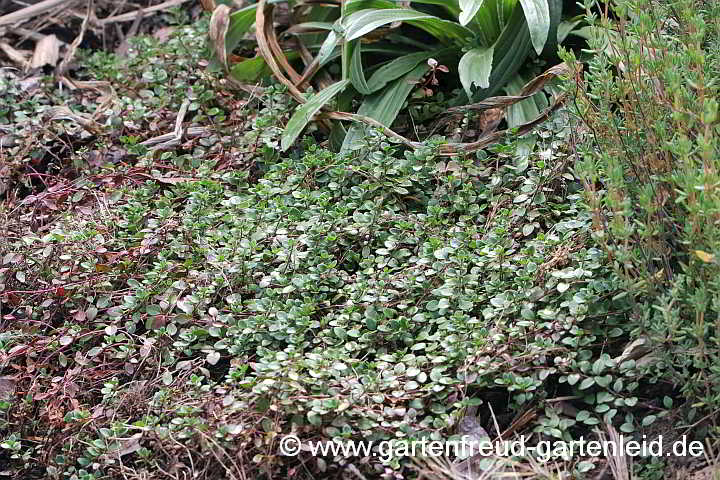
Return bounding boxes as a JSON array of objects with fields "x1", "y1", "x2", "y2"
[
  {"x1": 408, "y1": 0, "x2": 461, "y2": 17},
  {"x1": 341, "y1": 63, "x2": 428, "y2": 151},
  {"x1": 283, "y1": 21, "x2": 336, "y2": 37},
  {"x1": 458, "y1": 46, "x2": 494, "y2": 98},
  {"x1": 473, "y1": 3, "x2": 532, "y2": 99},
  {"x1": 557, "y1": 17, "x2": 584, "y2": 44},
  {"x1": 409, "y1": 16, "x2": 474, "y2": 43},
  {"x1": 458, "y1": 0, "x2": 486, "y2": 26},
  {"x1": 347, "y1": 0, "x2": 462, "y2": 17},
  {"x1": 343, "y1": 9, "x2": 434, "y2": 41},
  {"x1": 225, "y1": 5, "x2": 258, "y2": 55},
  {"x1": 345, "y1": 0, "x2": 397, "y2": 15},
  {"x1": 349, "y1": 41, "x2": 372, "y2": 95},
  {"x1": 229, "y1": 51, "x2": 302, "y2": 83},
  {"x1": 343, "y1": 2, "x2": 473, "y2": 42},
  {"x1": 518, "y1": 0, "x2": 550, "y2": 55},
  {"x1": 281, "y1": 80, "x2": 351, "y2": 152},
  {"x1": 540, "y1": 0, "x2": 564, "y2": 57},
  {"x1": 471, "y1": 0, "x2": 510, "y2": 46},
  {"x1": 360, "y1": 62, "x2": 428, "y2": 126},
  {"x1": 316, "y1": 28, "x2": 340, "y2": 66},
  {"x1": 366, "y1": 51, "x2": 435, "y2": 93}
]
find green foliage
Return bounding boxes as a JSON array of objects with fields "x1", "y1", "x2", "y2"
[
  {"x1": 1, "y1": 27, "x2": 637, "y2": 473},
  {"x1": 569, "y1": 0, "x2": 720, "y2": 439},
  {"x1": 213, "y1": 0, "x2": 583, "y2": 152},
  {"x1": 2, "y1": 56, "x2": 665, "y2": 472},
  {"x1": 281, "y1": 79, "x2": 350, "y2": 150},
  {"x1": 4, "y1": 3, "x2": 720, "y2": 478}
]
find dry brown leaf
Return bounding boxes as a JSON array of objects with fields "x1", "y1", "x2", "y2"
[
  {"x1": 209, "y1": 4, "x2": 231, "y2": 70},
  {"x1": 0, "y1": 376, "x2": 15, "y2": 400},
  {"x1": 446, "y1": 62, "x2": 572, "y2": 114},
  {"x1": 255, "y1": 0, "x2": 305, "y2": 102},
  {"x1": 265, "y1": 8, "x2": 301, "y2": 84},
  {"x1": 153, "y1": 26, "x2": 176, "y2": 43},
  {"x1": 30, "y1": 34, "x2": 60, "y2": 69},
  {"x1": 18, "y1": 75, "x2": 44, "y2": 92},
  {"x1": 46, "y1": 106, "x2": 103, "y2": 134},
  {"x1": 477, "y1": 107, "x2": 504, "y2": 136},
  {"x1": 100, "y1": 433, "x2": 143, "y2": 460},
  {"x1": 61, "y1": 80, "x2": 116, "y2": 110},
  {"x1": 199, "y1": 0, "x2": 216, "y2": 12},
  {"x1": 615, "y1": 336, "x2": 652, "y2": 363},
  {"x1": 115, "y1": 7, "x2": 145, "y2": 56},
  {"x1": 57, "y1": 0, "x2": 92, "y2": 74}
]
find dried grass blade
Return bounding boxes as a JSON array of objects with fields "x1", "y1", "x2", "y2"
[
  {"x1": 99, "y1": 0, "x2": 191, "y2": 25},
  {"x1": 446, "y1": 63, "x2": 573, "y2": 113},
  {"x1": 57, "y1": 0, "x2": 92, "y2": 75},
  {"x1": 255, "y1": 0, "x2": 305, "y2": 103},
  {"x1": 266, "y1": 10, "x2": 302, "y2": 84}
]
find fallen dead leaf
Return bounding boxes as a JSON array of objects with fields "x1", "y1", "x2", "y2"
[
  {"x1": 694, "y1": 250, "x2": 715, "y2": 263},
  {"x1": 200, "y1": 0, "x2": 216, "y2": 12},
  {"x1": 114, "y1": 432, "x2": 143, "y2": 457},
  {"x1": 208, "y1": 5, "x2": 231, "y2": 70},
  {"x1": 0, "y1": 376, "x2": 16, "y2": 400},
  {"x1": 46, "y1": 106, "x2": 103, "y2": 134},
  {"x1": 153, "y1": 26, "x2": 176, "y2": 43},
  {"x1": 477, "y1": 108, "x2": 504, "y2": 136},
  {"x1": 30, "y1": 34, "x2": 60, "y2": 69}
]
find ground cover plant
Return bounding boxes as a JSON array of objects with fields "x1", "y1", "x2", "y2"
[{"x1": 0, "y1": 0, "x2": 719, "y2": 479}]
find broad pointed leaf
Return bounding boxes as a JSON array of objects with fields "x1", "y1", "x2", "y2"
[
  {"x1": 409, "y1": 0, "x2": 461, "y2": 17},
  {"x1": 408, "y1": 16, "x2": 474, "y2": 44},
  {"x1": 343, "y1": 4, "x2": 472, "y2": 43},
  {"x1": 473, "y1": 3, "x2": 532, "y2": 99},
  {"x1": 458, "y1": 46, "x2": 494, "y2": 98},
  {"x1": 229, "y1": 51, "x2": 301, "y2": 83},
  {"x1": 471, "y1": 0, "x2": 512, "y2": 45},
  {"x1": 230, "y1": 56, "x2": 271, "y2": 82},
  {"x1": 345, "y1": 0, "x2": 403, "y2": 15},
  {"x1": 557, "y1": 17, "x2": 584, "y2": 44},
  {"x1": 225, "y1": 4, "x2": 259, "y2": 55},
  {"x1": 359, "y1": 63, "x2": 428, "y2": 126},
  {"x1": 540, "y1": 0, "x2": 563, "y2": 57},
  {"x1": 459, "y1": 0, "x2": 485, "y2": 26},
  {"x1": 284, "y1": 21, "x2": 335, "y2": 34},
  {"x1": 281, "y1": 80, "x2": 350, "y2": 151},
  {"x1": 518, "y1": 0, "x2": 550, "y2": 54}
]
